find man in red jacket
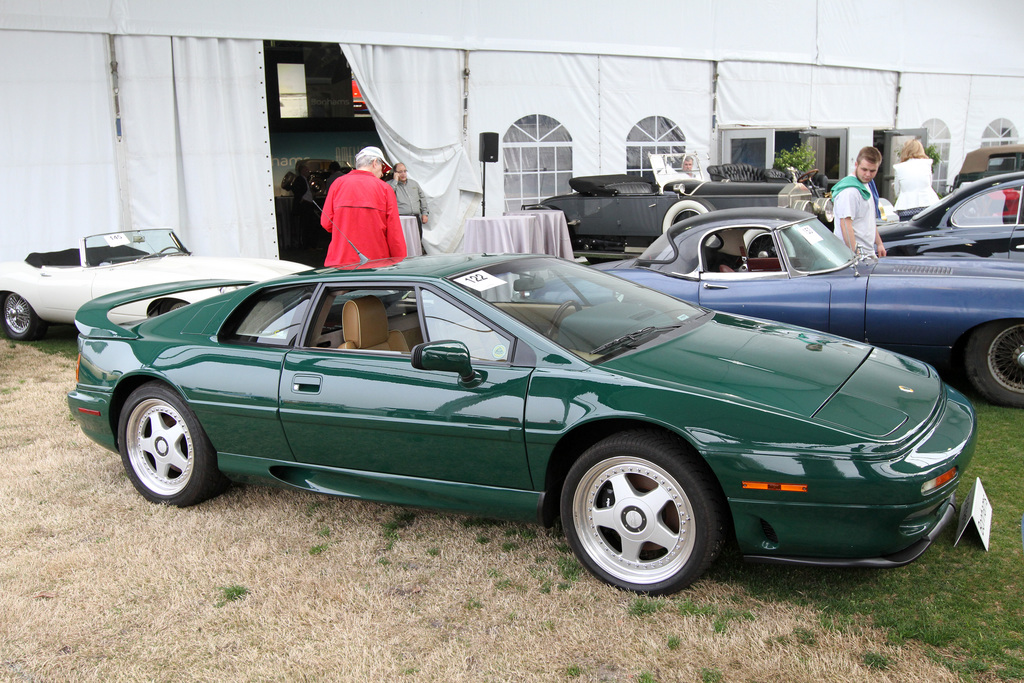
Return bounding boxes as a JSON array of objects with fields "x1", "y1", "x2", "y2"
[{"x1": 320, "y1": 146, "x2": 407, "y2": 266}]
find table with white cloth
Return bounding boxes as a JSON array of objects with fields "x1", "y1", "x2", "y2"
[
  {"x1": 400, "y1": 215, "x2": 423, "y2": 256},
  {"x1": 462, "y1": 211, "x2": 573, "y2": 259}
]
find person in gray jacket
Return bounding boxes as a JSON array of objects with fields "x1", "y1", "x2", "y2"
[{"x1": 387, "y1": 162, "x2": 431, "y2": 234}]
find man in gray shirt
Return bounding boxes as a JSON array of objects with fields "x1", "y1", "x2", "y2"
[{"x1": 387, "y1": 162, "x2": 430, "y2": 234}]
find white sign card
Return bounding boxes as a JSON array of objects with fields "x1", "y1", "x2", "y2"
[
  {"x1": 453, "y1": 270, "x2": 506, "y2": 292},
  {"x1": 103, "y1": 233, "x2": 130, "y2": 247},
  {"x1": 954, "y1": 477, "x2": 991, "y2": 551}
]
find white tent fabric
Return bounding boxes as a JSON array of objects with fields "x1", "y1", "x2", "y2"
[
  {"x1": 0, "y1": 33, "x2": 277, "y2": 261},
  {"x1": 0, "y1": 30, "x2": 119, "y2": 261},
  {"x1": 896, "y1": 73, "x2": 972, "y2": 178},
  {"x1": 167, "y1": 38, "x2": 278, "y2": 258},
  {"x1": 340, "y1": 44, "x2": 481, "y2": 255},
  {"x1": 718, "y1": 61, "x2": 897, "y2": 128}
]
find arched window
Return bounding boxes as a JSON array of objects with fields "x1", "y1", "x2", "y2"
[
  {"x1": 502, "y1": 115, "x2": 573, "y2": 212},
  {"x1": 923, "y1": 118, "x2": 951, "y2": 193},
  {"x1": 981, "y1": 118, "x2": 1018, "y2": 147},
  {"x1": 626, "y1": 116, "x2": 687, "y2": 178}
]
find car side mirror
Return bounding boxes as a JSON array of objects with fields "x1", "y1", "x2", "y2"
[{"x1": 411, "y1": 340, "x2": 483, "y2": 385}]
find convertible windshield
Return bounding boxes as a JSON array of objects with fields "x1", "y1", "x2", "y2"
[
  {"x1": 777, "y1": 219, "x2": 854, "y2": 273},
  {"x1": 450, "y1": 257, "x2": 707, "y2": 360},
  {"x1": 83, "y1": 229, "x2": 189, "y2": 267}
]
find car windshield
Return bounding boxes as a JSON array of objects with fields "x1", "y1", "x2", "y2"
[
  {"x1": 777, "y1": 218, "x2": 854, "y2": 272},
  {"x1": 82, "y1": 229, "x2": 188, "y2": 267},
  {"x1": 450, "y1": 257, "x2": 708, "y2": 361}
]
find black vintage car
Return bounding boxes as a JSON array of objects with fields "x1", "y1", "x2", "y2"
[
  {"x1": 880, "y1": 171, "x2": 1024, "y2": 259},
  {"x1": 532, "y1": 154, "x2": 833, "y2": 254}
]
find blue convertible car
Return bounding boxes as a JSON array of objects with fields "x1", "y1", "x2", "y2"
[{"x1": 596, "y1": 207, "x2": 1024, "y2": 408}]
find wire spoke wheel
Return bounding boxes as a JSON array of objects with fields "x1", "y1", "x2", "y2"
[{"x1": 986, "y1": 324, "x2": 1024, "y2": 392}]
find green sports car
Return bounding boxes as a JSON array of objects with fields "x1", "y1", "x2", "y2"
[{"x1": 68, "y1": 254, "x2": 976, "y2": 595}]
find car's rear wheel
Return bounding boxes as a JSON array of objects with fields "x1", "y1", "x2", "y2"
[
  {"x1": 561, "y1": 430, "x2": 726, "y2": 595},
  {"x1": 119, "y1": 383, "x2": 229, "y2": 506},
  {"x1": 3, "y1": 292, "x2": 48, "y2": 341},
  {"x1": 965, "y1": 320, "x2": 1024, "y2": 408}
]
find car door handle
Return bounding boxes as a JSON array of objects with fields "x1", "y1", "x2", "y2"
[
  {"x1": 291, "y1": 374, "x2": 322, "y2": 394},
  {"x1": 1015, "y1": 244, "x2": 1024, "y2": 250},
  {"x1": 702, "y1": 283, "x2": 729, "y2": 290}
]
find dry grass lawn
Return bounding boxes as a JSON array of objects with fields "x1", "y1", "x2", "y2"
[{"x1": 0, "y1": 341, "x2": 961, "y2": 682}]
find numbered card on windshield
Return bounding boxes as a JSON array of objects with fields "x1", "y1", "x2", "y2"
[
  {"x1": 454, "y1": 270, "x2": 505, "y2": 292},
  {"x1": 798, "y1": 224, "x2": 823, "y2": 243},
  {"x1": 103, "y1": 233, "x2": 130, "y2": 247}
]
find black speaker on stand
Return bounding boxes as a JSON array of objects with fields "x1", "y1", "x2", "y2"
[{"x1": 479, "y1": 132, "x2": 498, "y2": 216}]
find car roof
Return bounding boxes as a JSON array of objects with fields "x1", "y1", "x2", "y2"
[
  {"x1": 959, "y1": 145, "x2": 1024, "y2": 174},
  {"x1": 911, "y1": 170, "x2": 1024, "y2": 227},
  {"x1": 638, "y1": 207, "x2": 813, "y2": 272},
  {"x1": 667, "y1": 207, "x2": 812, "y2": 234},
  {"x1": 283, "y1": 253, "x2": 537, "y2": 283}
]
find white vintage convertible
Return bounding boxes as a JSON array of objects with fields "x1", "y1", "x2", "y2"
[{"x1": 1, "y1": 229, "x2": 308, "y2": 340}]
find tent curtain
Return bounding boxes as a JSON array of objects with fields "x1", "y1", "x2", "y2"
[
  {"x1": 718, "y1": 61, "x2": 896, "y2": 128},
  {"x1": 117, "y1": 36, "x2": 279, "y2": 258},
  {"x1": 0, "y1": 30, "x2": 119, "y2": 261},
  {"x1": 340, "y1": 44, "x2": 480, "y2": 254}
]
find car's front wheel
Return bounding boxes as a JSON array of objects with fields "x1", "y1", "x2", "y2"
[
  {"x1": 3, "y1": 292, "x2": 48, "y2": 341},
  {"x1": 561, "y1": 430, "x2": 726, "y2": 595},
  {"x1": 965, "y1": 320, "x2": 1024, "y2": 408},
  {"x1": 118, "y1": 383, "x2": 229, "y2": 506}
]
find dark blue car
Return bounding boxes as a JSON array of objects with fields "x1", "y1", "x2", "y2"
[{"x1": 596, "y1": 207, "x2": 1024, "y2": 408}]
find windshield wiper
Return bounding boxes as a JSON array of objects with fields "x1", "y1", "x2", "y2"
[{"x1": 591, "y1": 325, "x2": 678, "y2": 355}]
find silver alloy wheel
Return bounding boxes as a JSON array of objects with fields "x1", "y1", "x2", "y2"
[
  {"x1": 124, "y1": 398, "x2": 195, "y2": 497},
  {"x1": 571, "y1": 455, "x2": 696, "y2": 585},
  {"x1": 4, "y1": 293, "x2": 31, "y2": 336},
  {"x1": 986, "y1": 322, "x2": 1024, "y2": 393}
]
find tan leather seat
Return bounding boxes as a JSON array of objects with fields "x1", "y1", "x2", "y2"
[{"x1": 339, "y1": 296, "x2": 410, "y2": 352}]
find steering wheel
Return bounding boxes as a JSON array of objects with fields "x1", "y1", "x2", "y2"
[
  {"x1": 546, "y1": 300, "x2": 582, "y2": 337},
  {"x1": 157, "y1": 246, "x2": 180, "y2": 254},
  {"x1": 797, "y1": 168, "x2": 820, "y2": 185}
]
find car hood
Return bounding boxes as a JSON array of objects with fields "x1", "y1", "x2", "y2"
[
  {"x1": 867, "y1": 255, "x2": 1024, "y2": 279},
  {"x1": 604, "y1": 312, "x2": 940, "y2": 438}
]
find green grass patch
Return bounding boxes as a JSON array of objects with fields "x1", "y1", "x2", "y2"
[
  {"x1": 1, "y1": 323, "x2": 79, "y2": 359},
  {"x1": 214, "y1": 584, "x2": 249, "y2": 608}
]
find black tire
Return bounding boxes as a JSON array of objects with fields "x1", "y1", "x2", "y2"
[
  {"x1": 149, "y1": 299, "x2": 189, "y2": 317},
  {"x1": 662, "y1": 199, "x2": 713, "y2": 233},
  {"x1": 560, "y1": 429, "x2": 727, "y2": 595},
  {"x1": 118, "y1": 383, "x2": 229, "y2": 506},
  {"x1": 2, "y1": 292, "x2": 49, "y2": 341},
  {"x1": 964, "y1": 320, "x2": 1024, "y2": 408}
]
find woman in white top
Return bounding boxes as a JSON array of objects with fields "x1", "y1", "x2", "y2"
[{"x1": 893, "y1": 139, "x2": 940, "y2": 219}]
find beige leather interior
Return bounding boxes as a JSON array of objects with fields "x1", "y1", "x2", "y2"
[{"x1": 339, "y1": 296, "x2": 410, "y2": 352}]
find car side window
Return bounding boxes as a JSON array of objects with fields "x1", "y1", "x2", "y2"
[
  {"x1": 303, "y1": 287, "x2": 422, "y2": 353},
  {"x1": 420, "y1": 290, "x2": 512, "y2": 363},
  {"x1": 952, "y1": 185, "x2": 1022, "y2": 227},
  {"x1": 222, "y1": 285, "x2": 315, "y2": 347},
  {"x1": 701, "y1": 228, "x2": 782, "y2": 275}
]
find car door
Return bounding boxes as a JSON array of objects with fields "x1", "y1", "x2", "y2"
[
  {"x1": 279, "y1": 284, "x2": 535, "y2": 489},
  {"x1": 695, "y1": 228, "x2": 834, "y2": 332},
  {"x1": 946, "y1": 183, "x2": 1023, "y2": 258}
]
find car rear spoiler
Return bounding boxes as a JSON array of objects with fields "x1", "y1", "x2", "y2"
[{"x1": 75, "y1": 279, "x2": 254, "y2": 339}]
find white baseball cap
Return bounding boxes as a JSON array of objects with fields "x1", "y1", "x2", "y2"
[{"x1": 358, "y1": 146, "x2": 391, "y2": 174}]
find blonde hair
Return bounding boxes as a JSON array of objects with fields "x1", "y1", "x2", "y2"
[{"x1": 900, "y1": 139, "x2": 928, "y2": 162}]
